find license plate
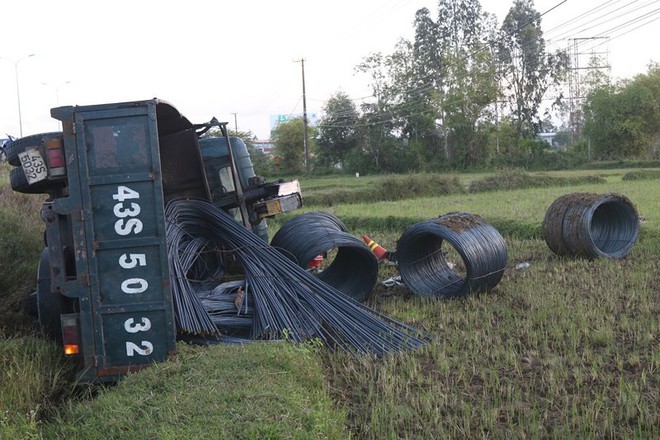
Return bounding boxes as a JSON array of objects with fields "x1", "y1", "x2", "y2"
[{"x1": 19, "y1": 147, "x2": 48, "y2": 184}]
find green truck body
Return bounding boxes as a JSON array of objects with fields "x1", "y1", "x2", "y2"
[{"x1": 8, "y1": 99, "x2": 301, "y2": 382}]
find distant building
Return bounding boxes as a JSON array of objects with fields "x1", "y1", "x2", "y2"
[
  {"x1": 537, "y1": 132, "x2": 558, "y2": 149},
  {"x1": 253, "y1": 140, "x2": 274, "y2": 155}
]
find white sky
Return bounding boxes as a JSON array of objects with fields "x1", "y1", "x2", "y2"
[{"x1": 1, "y1": 0, "x2": 658, "y2": 140}]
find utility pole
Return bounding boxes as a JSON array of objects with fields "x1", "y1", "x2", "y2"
[
  {"x1": 1, "y1": 53, "x2": 35, "y2": 137},
  {"x1": 42, "y1": 80, "x2": 71, "y2": 130},
  {"x1": 294, "y1": 58, "x2": 309, "y2": 173},
  {"x1": 230, "y1": 112, "x2": 238, "y2": 133}
]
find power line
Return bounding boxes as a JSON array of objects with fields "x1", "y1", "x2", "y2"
[{"x1": 319, "y1": 0, "x2": 659, "y2": 133}]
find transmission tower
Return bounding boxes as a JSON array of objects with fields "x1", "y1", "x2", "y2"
[{"x1": 567, "y1": 37, "x2": 610, "y2": 142}]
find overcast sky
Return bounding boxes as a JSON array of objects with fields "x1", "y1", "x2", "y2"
[{"x1": 2, "y1": 0, "x2": 659, "y2": 140}]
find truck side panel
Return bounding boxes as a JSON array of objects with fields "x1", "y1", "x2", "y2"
[{"x1": 67, "y1": 102, "x2": 176, "y2": 381}]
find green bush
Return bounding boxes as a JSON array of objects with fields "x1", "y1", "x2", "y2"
[
  {"x1": 580, "y1": 159, "x2": 660, "y2": 170},
  {"x1": 303, "y1": 174, "x2": 465, "y2": 206},
  {"x1": 468, "y1": 168, "x2": 606, "y2": 193},
  {"x1": 622, "y1": 169, "x2": 660, "y2": 181}
]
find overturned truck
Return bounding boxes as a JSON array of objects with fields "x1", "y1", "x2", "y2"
[{"x1": 7, "y1": 99, "x2": 301, "y2": 383}]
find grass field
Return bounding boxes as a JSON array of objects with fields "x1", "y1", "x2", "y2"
[{"x1": 0, "y1": 164, "x2": 658, "y2": 438}]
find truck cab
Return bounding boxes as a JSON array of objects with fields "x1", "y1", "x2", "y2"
[{"x1": 8, "y1": 99, "x2": 301, "y2": 382}]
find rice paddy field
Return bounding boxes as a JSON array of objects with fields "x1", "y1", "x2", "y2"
[{"x1": 0, "y1": 164, "x2": 657, "y2": 439}]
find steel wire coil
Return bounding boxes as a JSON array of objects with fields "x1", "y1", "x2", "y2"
[
  {"x1": 396, "y1": 213, "x2": 508, "y2": 298},
  {"x1": 543, "y1": 193, "x2": 639, "y2": 259},
  {"x1": 270, "y1": 212, "x2": 378, "y2": 302},
  {"x1": 165, "y1": 199, "x2": 429, "y2": 356}
]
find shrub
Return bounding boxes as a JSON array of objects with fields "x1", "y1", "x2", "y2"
[
  {"x1": 621, "y1": 169, "x2": 660, "y2": 181},
  {"x1": 468, "y1": 168, "x2": 606, "y2": 193},
  {"x1": 303, "y1": 174, "x2": 465, "y2": 206}
]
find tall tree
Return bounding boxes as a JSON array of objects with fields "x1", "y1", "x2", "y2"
[
  {"x1": 272, "y1": 118, "x2": 314, "y2": 174},
  {"x1": 436, "y1": 0, "x2": 499, "y2": 166},
  {"x1": 583, "y1": 64, "x2": 660, "y2": 159},
  {"x1": 497, "y1": 0, "x2": 569, "y2": 141},
  {"x1": 357, "y1": 100, "x2": 397, "y2": 171},
  {"x1": 316, "y1": 92, "x2": 360, "y2": 169},
  {"x1": 355, "y1": 52, "x2": 401, "y2": 170}
]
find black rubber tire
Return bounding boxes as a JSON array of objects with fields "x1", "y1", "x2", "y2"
[
  {"x1": 9, "y1": 166, "x2": 53, "y2": 194},
  {"x1": 23, "y1": 292, "x2": 38, "y2": 318},
  {"x1": 6, "y1": 131, "x2": 63, "y2": 166},
  {"x1": 36, "y1": 248, "x2": 63, "y2": 340}
]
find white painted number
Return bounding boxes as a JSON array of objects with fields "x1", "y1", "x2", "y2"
[
  {"x1": 124, "y1": 317, "x2": 152, "y2": 333},
  {"x1": 118, "y1": 253, "x2": 146, "y2": 269},
  {"x1": 114, "y1": 186, "x2": 155, "y2": 357},
  {"x1": 121, "y1": 278, "x2": 149, "y2": 294},
  {"x1": 113, "y1": 185, "x2": 140, "y2": 202},
  {"x1": 126, "y1": 341, "x2": 153, "y2": 356},
  {"x1": 114, "y1": 218, "x2": 143, "y2": 236},
  {"x1": 113, "y1": 202, "x2": 141, "y2": 218},
  {"x1": 112, "y1": 186, "x2": 142, "y2": 236}
]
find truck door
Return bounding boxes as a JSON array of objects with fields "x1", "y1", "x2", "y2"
[{"x1": 52, "y1": 100, "x2": 177, "y2": 382}]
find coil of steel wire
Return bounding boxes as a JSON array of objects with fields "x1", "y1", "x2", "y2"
[
  {"x1": 395, "y1": 213, "x2": 508, "y2": 298},
  {"x1": 165, "y1": 199, "x2": 429, "y2": 356},
  {"x1": 543, "y1": 192, "x2": 639, "y2": 259},
  {"x1": 270, "y1": 212, "x2": 378, "y2": 302}
]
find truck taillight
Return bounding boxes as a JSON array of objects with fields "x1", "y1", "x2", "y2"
[
  {"x1": 61, "y1": 314, "x2": 80, "y2": 356},
  {"x1": 44, "y1": 137, "x2": 66, "y2": 177}
]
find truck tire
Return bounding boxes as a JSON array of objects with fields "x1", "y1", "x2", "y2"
[
  {"x1": 9, "y1": 166, "x2": 52, "y2": 194},
  {"x1": 23, "y1": 292, "x2": 38, "y2": 318},
  {"x1": 6, "y1": 131, "x2": 63, "y2": 166},
  {"x1": 36, "y1": 248, "x2": 63, "y2": 340}
]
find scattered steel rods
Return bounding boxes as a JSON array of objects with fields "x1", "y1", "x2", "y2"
[{"x1": 165, "y1": 199, "x2": 429, "y2": 355}]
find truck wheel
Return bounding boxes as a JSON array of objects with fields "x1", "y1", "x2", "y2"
[
  {"x1": 23, "y1": 292, "x2": 38, "y2": 318},
  {"x1": 36, "y1": 248, "x2": 63, "y2": 340},
  {"x1": 6, "y1": 132, "x2": 63, "y2": 166},
  {"x1": 9, "y1": 166, "x2": 52, "y2": 194}
]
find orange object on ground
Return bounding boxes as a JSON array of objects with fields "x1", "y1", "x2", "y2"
[
  {"x1": 308, "y1": 254, "x2": 324, "y2": 269},
  {"x1": 362, "y1": 234, "x2": 390, "y2": 260}
]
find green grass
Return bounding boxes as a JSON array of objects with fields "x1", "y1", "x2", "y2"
[
  {"x1": 326, "y1": 239, "x2": 658, "y2": 438},
  {"x1": 0, "y1": 330, "x2": 74, "y2": 439},
  {"x1": 44, "y1": 342, "x2": 347, "y2": 439},
  {"x1": 290, "y1": 169, "x2": 659, "y2": 438},
  {"x1": 0, "y1": 168, "x2": 44, "y2": 309},
  {"x1": 1, "y1": 164, "x2": 658, "y2": 438}
]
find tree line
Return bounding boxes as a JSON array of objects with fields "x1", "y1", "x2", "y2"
[{"x1": 268, "y1": 0, "x2": 660, "y2": 175}]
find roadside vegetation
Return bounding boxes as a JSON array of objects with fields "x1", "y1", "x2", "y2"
[
  {"x1": 622, "y1": 169, "x2": 660, "y2": 181},
  {"x1": 1, "y1": 162, "x2": 658, "y2": 438}
]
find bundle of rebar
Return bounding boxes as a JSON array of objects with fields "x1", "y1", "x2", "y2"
[
  {"x1": 166, "y1": 217, "x2": 221, "y2": 336},
  {"x1": 197, "y1": 281, "x2": 254, "y2": 337},
  {"x1": 165, "y1": 199, "x2": 429, "y2": 355}
]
